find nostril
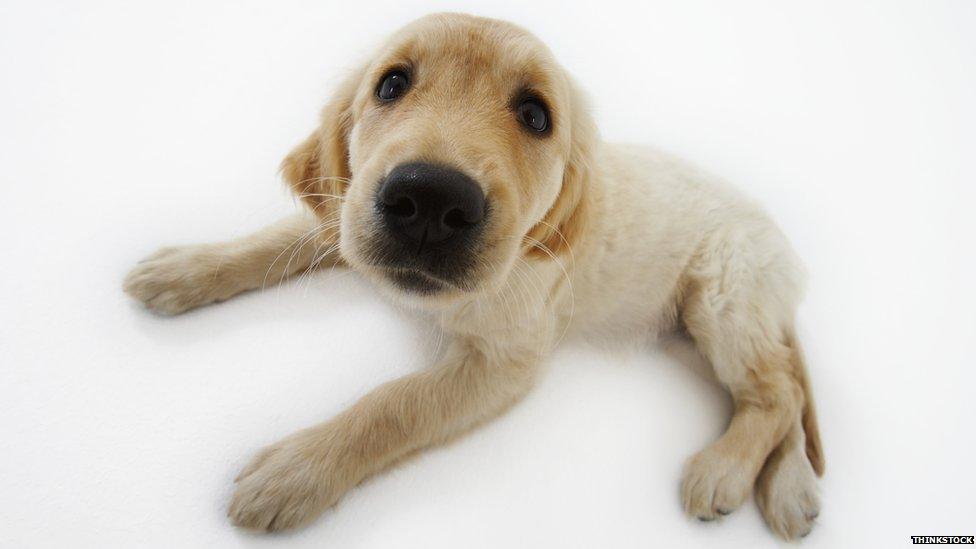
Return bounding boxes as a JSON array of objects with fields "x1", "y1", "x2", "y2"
[
  {"x1": 442, "y1": 208, "x2": 472, "y2": 229},
  {"x1": 384, "y1": 196, "x2": 416, "y2": 219}
]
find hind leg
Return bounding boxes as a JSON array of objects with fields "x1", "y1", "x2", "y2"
[
  {"x1": 678, "y1": 259, "x2": 805, "y2": 523},
  {"x1": 755, "y1": 418, "x2": 821, "y2": 539},
  {"x1": 679, "y1": 349, "x2": 801, "y2": 521}
]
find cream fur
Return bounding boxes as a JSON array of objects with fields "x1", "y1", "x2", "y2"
[{"x1": 124, "y1": 13, "x2": 823, "y2": 540}]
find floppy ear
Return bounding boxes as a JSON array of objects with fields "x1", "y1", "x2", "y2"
[
  {"x1": 280, "y1": 71, "x2": 360, "y2": 224},
  {"x1": 525, "y1": 80, "x2": 597, "y2": 260}
]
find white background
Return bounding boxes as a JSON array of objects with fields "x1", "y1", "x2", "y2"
[{"x1": 1, "y1": 1, "x2": 974, "y2": 547}]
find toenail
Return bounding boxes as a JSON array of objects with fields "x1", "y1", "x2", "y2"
[{"x1": 717, "y1": 508, "x2": 731, "y2": 515}]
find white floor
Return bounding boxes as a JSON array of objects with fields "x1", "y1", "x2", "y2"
[{"x1": 2, "y1": 1, "x2": 974, "y2": 547}]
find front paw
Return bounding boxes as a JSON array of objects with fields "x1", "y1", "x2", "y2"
[
  {"x1": 123, "y1": 245, "x2": 236, "y2": 314},
  {"x1": 229, "y1": 432, "x2": 351, "y2": 532}
]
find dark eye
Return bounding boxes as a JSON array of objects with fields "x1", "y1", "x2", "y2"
[
  {"x1": 376, "y1": 70, "x2": 410, "y2": 102},
  {"x1": 517, "y1": 98, "x2": 549, "y2": 133}
]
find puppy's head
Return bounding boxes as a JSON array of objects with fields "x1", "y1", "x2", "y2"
[{"x1": 283, "y1": 13, "x2": 594, "y2": 307}]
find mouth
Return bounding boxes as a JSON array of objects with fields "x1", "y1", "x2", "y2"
[
  {"x1": 358, "y1": 227, "x2": 485, "y2": 296},
  {"x1": 384, "y1": 267, "x2": 454, "y2": 295}
]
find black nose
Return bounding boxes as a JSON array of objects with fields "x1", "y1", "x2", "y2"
[{"x1": 377, "y1": 163, "x2": 486, "y2": 247}]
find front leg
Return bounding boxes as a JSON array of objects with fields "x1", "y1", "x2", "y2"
[
  {"x1": 124, "y1": 211, "x2": 339, "y2": 314},
  {"x1": 228, "y1": 338, "x2": 540, "y2": 532}
]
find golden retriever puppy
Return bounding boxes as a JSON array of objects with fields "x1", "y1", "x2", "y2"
[{"x1": 124, "y1": 13, "x2": 823, "y2": 540}]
